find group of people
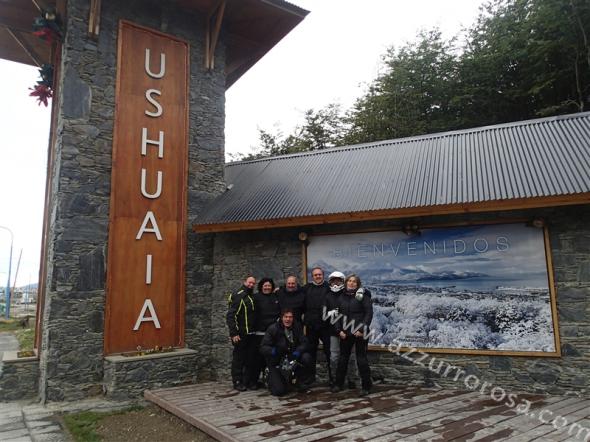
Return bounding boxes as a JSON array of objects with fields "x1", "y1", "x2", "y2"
[{"x1": 226, "y1": 267, "x2": 374, "y2": 397}]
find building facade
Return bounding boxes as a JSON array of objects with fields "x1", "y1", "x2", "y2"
[{"x1": 0, "y1": 0, "x2": 588, "y2": 404}]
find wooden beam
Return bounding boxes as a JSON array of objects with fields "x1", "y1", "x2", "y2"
[
  {"x1": 30, "y1": 0, "x2": 43, "y2": 12},
  {"x1": 34, "y1": 0, "x2": 63, "y2": 351},
  {"x1": 0, "y1": 0, "x2": 40, "y2": 33},
  {"x1": 209, "y1": 0, "x2": 225, "y2": 70},
  {"x1": 88, "y1": 0, "x2": 101, "y2": 39},
  {"x1": 5, "y1": 28, "x2": 42, "y2": 66},
  {"x1": 204, "y1": 11, "x2": 210, "y2": 68},
  {"x1": 193, "y1": 193, "x2": 590, "y2": 233},
  {"x1": 204, "y1": 0, "x2": 225, "y2": 70}
]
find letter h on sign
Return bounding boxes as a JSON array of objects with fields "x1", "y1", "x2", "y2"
[
  {"x1": 106, "y1": 22, "x2": 188, "y2": 354},
  {"x1": 134, "y1": 46, "x2": 167, "y2": 331}
]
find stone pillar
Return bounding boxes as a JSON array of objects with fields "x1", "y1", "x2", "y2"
[{"x1": 39, "y1": 0, "x2": 225, "y2": 401}]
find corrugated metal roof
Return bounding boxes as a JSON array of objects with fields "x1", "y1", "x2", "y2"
[{"x1": 194, "y1": 112, "x2": 590, "y2": 230}]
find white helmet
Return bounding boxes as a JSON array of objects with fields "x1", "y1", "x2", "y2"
[
  {"x1": 328, "y1": 271, "x2": 345, "y2": 292},
  {"x1": 355, "y1": 287, "x2": 365, "y2": 301}
]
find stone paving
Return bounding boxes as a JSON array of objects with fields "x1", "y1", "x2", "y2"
[
  {"x1": 0, "y1": 400, "x2": 66, "y2": 442},
  {"x1": 1, "y1": 330, "x2": 141, "y2": 441},
  {"x1": 0, "y1": 332, "x2": 19, "y2": 358},
  {"x1": 0, "y1": 397, "x2": 141, "y2": 442}
]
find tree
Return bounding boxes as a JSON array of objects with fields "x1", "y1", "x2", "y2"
[
  {"x1": 243, "y1": 0, "x2": 590, "y2": 160},
  {"x1": 344, "y1": 29, "x2": 461, "y2": 145},
  {"x1": 238, "y1": 104, "x2": 347, "y2": 160},
  {"x1": 457, "y1": 0, "x2": 590, "y2": 126}
]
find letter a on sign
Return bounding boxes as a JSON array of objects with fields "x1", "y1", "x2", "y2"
[
  {"x1": 104, "y1": 22, "x2": 188, "y2": 354},
  {"x1": 136, "y1": 211, "x2": 163, "y2": 240},
  {"x1": 134, "y1": 299, "x2": 162, "y2": 330}
]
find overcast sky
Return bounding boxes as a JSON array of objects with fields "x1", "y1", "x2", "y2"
[
  {"x1": 0, "y1": 61, "x2": 50, "y2": 288},
  {"x1": 225, "y1": 0, "x2": 487, "y2": 158},
  {"x1": 0, "y1": 0, "x2": 485, "y2": 286}
]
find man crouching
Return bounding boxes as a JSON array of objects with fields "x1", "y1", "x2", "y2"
[{"x1": 260, "y1": 309, "x2": 312, "y2": 396}]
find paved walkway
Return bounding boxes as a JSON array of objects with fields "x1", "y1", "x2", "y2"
[
  {"x1": 1, "y1": 332, "x2": 141, "y2": 441},
  {"x1": 0, "y1": 398, "x2": 140, "y2": 442},
  {"x1": 0, "y1": 332, "x2": 19, "y2": 359},
  {"x1": 0, "y1": 400, "x2": 66, "y2": 441}
]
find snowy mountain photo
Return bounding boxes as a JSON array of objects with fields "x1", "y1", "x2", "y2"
[{"x1": 307, "y1": 223, "x2": 558, "y2": 353}]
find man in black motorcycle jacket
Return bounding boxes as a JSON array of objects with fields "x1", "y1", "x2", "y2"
[
  {"x1": 303, "y1": 267, "x2": 332, "y2": 386},
  {"x1": 260, "y1": 309, "x2": 312, "y2": 396},
  {"x1": 226, "y1": 275, "x2": 256, "y2": 391},
  {"x1": 277, "y1": 274, "x2": 305, "y2": 323}
]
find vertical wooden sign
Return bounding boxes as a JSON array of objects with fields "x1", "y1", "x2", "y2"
[{"x1": 104, "y1": 21, "x2": 188, "y2": 354}]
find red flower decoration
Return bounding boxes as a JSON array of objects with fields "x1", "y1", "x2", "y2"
[
  {"x1": 32, "y1": 28, "x2": 58, "y2": 44},
  {"x1": 29, "y1": 84, "x2": 53, "y2": 107}
]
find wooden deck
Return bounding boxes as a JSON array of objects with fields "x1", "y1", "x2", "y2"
[{"x1": 144, "y1": 382, "x2": 590, "y2": 441}]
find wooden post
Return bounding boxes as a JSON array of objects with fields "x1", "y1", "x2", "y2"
[
  {"x1": 204, "y1": 0, "x2": 225, "y2": 70},
  {"x1": 88, "y1": 0, "x2": 101, "y2": 39}
]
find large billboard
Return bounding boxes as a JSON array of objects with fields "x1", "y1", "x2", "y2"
[{"x1": 307, "y1": 223, "x2": 560, "y2": 355}]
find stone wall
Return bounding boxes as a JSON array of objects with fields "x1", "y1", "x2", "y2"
[
  {"x1": 103, "y1": 349, "x2": 199, "y2": 400},
  {"x1": 0, "y1": 353, "x2": 39, "y2": 401},
  {"x1": 39, "y1": 0, "x2": 225, "y2": 401},
  {"x1": 209, "y1": 205, "x2": 590, "y2": 397}
]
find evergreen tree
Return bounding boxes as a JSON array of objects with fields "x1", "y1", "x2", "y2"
[{"x1": 243, "y1": 0, "x2": 590, "y2": 159}]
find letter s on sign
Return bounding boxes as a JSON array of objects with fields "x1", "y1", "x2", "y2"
[
  {"x1": 145, "y1": 89, "x2": 163, "y2": 117},
  {"x1": 496, "y1": 236, "x2": 510, "y2": 252}
]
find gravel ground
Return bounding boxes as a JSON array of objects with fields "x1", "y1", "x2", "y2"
[{"x1": 94, "y1": 405, "x2": 216, "y2": 442}]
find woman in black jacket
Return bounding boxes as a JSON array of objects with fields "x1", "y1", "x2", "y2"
[
  {"x1": 332, "y1": 274, "x2": 373, "y2": 396},
  {"x1": 249, "y1": 277, "x2": 280, "y2": 389}
]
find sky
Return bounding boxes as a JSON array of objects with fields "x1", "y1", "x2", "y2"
[
  {"x1": 0, "y1": 0, "x2": 486, "y2": 286},
  {"x1": 0, "y1": 61, "x2": 50, "y2": 289},
  {"x1": 225, "y1": 0, "x2": 487, "y2": 158}
]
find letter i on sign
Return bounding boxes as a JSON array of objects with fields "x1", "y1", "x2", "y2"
[
  {"x1": 133, "y1": 47, "x2": 167, "y2": 333},
  {"x1": 146, "y1": 254, "x2": 152, "y2": 284}
]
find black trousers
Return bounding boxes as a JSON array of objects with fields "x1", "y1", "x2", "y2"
[
  {"x1": 306, "y1": 326, "x2": 332, "y2": 383},
  {"x1": 335, "y1": 335, "x2": 372, "y2": 390},
  {"x1": 248, "y1": 334, "x2": 266, "y2": 386},
  {"x1": 231, "y1": 334, "x2": 254, "y2": 385},
  {"x1": 266, "y1": 353, "x2": 312, "y2": 396}
]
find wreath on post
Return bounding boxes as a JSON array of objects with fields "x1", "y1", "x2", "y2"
[
  {"x1": 29, "y1": 9, "x2": 62, "y2": 106},
  {"x1": 29, "y1": 64, "x2": 54, "y2": 107},
  {"x1": 32, "y1": 9, "x2": 62, "y2": 44}
]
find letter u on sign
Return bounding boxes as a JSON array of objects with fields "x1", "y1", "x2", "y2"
[
  {"x1": 104, "y1": 21, "x2": 188, "y2": 354},
  {"x1": 145, "y1": 48, "x2": 166, "y2": 78}
]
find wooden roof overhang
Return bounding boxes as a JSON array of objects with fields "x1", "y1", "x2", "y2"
[
  {"x1": 175, "y1": 0, "x2": 308, "y2": 87},
  {"x1": 0, "y1": 0, "x2": 58, "y2": 67},
  {"x1": 0, "y1": 0, "x2": 308, "y2": 88},
  {"x1": 192, "y1": 192, "x2": 590, "y2": 233}
]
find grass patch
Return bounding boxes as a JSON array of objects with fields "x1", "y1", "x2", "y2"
[
  {"x1": 0, "y1": 318, "x2": 35, "y2": 352},
  {"x1": 63, "y1": 406, "x2": 144, "y2": 442},
  {"x1": 15, "y1": 328, "x2": 34, "y2": 351},
  {"x1": 0, "y1": 319, "x2": 22, "y2": 332},
  {"x1": 63, "y1": 411, "x2": 103, "y2": 442}
]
